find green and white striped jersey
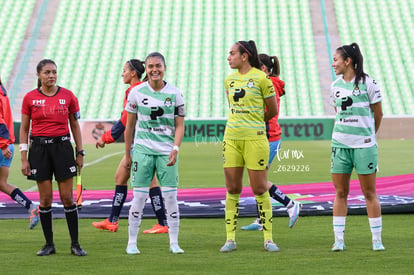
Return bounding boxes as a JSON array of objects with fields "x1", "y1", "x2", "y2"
[
  {"x1": 125, "y1": 81, "x2": 185, "y2": 155},
  {"x1": 330, "y1": 75, "x2": 382, "y2": 148}
]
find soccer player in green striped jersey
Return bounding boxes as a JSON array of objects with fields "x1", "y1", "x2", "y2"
[
  {"x1": 220, "y1": 40, "x2": 279, "y2": 253},
  {"x1": 124, "y1": 52, "x2": 185, "y2": 255},
  {"x1": 330, "y1": 43, "x2": 385, "y2": 252}
]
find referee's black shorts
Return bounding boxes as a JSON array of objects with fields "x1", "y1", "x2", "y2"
[{"x1": 28, "y1": 135, "x2": 77, "y2": 182}]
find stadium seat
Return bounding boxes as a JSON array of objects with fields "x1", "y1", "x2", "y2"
[
  {"x1": 0, "y1": 0, "x2": 35, "y2": 83},
  {"x1": 334, "y1": 0, "x2": 414, "y2": 115},
  {"x1": 4, "y1": 0, "x2": 322, "y2": 119}
]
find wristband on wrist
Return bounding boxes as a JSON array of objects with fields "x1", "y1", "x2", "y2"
[
  {"x1": 19, "y1": 144, "x2": 28, "y2": 152},
  {"x1": 173, "y1": 145, "x2": 179, "y2": 152}
]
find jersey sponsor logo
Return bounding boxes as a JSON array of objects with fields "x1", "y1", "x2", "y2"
[
  {"x1": 339, "y1": 97, "x2": 353, "y2": 111},
  {"x1": 150, "y1": 106, "x2": 164, "y2": 120},
  {"x1": 232, "y1": 103, "x2": 245, "y2": 107},
  {"x1": 33, "y1": 99, "x2": 45, "y2": 106},
  {"x1": 59, "y1": 99, "x2": 66, "y2": 105},
  {"x1": 335, "y1": 90, "x2": 341, "y2": 98},
  {"x1": 148, "y1": 126, "x2": 167, "y2": 132},
  {"x1": 247, "y1": 79, "x2": 254, "y2": 88},
  {"x1": 164, "y1": 97, "x2": 172, "y2": 107},
  {"x1": 340, "y1": 118, "x2": 359, "y2": 123},
  {"x1": 233, "y1": 88, "x2": 246, "y2": 102},
  {"x1": 230, "y1": 108, "x2": 249, "y2": 114}
]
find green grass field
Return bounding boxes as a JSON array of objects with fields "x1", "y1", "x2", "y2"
[
  {"x1": 2, "y1": 139, "x2": 414, "y2": 274},
  {"x1": 0, "y1": 215, "x2": 413, "y2": 274}
]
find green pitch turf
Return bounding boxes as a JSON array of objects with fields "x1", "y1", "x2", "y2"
[{"x1": 0, "y1": 215, "x2": 413, "y2": 274}]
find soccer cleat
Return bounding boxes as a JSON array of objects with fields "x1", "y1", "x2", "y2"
[
  {"x1": 169, "y1": 243, "x2": 184, "y2": 254},
  {"x1": 143, "y1": 223, "x2": 169, "y2": 234},
  {"x1": 29, "y1": 205, "x2": 40, "y2": 229},
  {"x1": 126, "y1": 244, "x2": 140, "y2": 255},
  {"x1": 264, "y1": 240, "x2": 280, "y2": 252},
  {"x1": 220, "y1": 240, "x2": 237, "y2": 253},
  {"x1": 71, "y1": 243, "x2": 87, "y2": 256},
  {"x1": 92, "y1": 218, "x2": 118, "y2": 232},
  {"x1": 372, "y1": 240, "x2": 385, "y2": 251},
  {"x1": 331, "y1": 240, "x2": 345, "y2": 251},
  {"x1": 241, "y1": 219, "x2": 263, "y2": 231},
  {"x1": 287, "y1": 201, "x2": 302, "y2": 228},
  {"x1": 37, "y1": 244, "x2": 56, "y2": 256}
]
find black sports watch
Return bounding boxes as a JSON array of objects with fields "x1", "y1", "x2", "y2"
[{"x1": 76, "y1": 149, "x2": 86, "y2": 157}]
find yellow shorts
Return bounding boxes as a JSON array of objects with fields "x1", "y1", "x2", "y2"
[{"x1": 222, "y1": 138, "x2": 269, "y2": 170}]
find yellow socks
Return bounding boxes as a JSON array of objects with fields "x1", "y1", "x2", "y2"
[
  {"x1": 256, "y1": 192, "x2": 273, "y2": 241},
  {"x1": 224, "y1": 192, "x2": 240, "y2": 241}
]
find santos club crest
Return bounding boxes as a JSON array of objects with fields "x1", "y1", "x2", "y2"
[{"x1": 164, "y1": 97, "x2": 172, "y2": 107}]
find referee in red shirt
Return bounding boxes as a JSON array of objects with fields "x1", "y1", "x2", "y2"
[{"x1": 20, "y1": 59, "x2": 86, "y2": 256}]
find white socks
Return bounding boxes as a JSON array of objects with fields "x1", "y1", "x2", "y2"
[
  {"x1": 162, "y1": 187, "x2": 180, "y2": 245},
  {"x1": 334, "y1": 216, "x2": 383, "y2": 242},
  {"x1": 128, "y1": 187, "x2": 149, "y2": 246},
  {"x1": 369, "y1": 217, "x2": 382, "y2": 241},
  {"x1": 333, "y1": 216, "x2": 346, "y2": 241}
]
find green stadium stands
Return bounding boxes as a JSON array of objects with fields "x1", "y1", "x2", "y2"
[
  {"x1": 3, "y1": 0, "x2": 414, "y2": 119},
  {"x1": 334, "y1": 0, "x2": 414, "y2": 115},
  {"x1": 0, "y1": 0, "x2": 35, "y2": 83},
  {"x1": 44, "y1": 0, "x2": 323, "y2": 119}
]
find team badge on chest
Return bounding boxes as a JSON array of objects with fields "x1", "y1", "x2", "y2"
[
  {"x1": 164, "y1": 97, "x2": 172, "y2": 107},
  {"x1": 247, "y1": 79, "x2": 255, "y2": 88},
  {"x1": 352, "y1": 87, "x2": 361, "y2": 96}
]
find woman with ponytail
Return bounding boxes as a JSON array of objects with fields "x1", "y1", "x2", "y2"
[
  {"x1": 20, "y1": 59, "x2": 86, "y2": 256},
  {"x1": 92, "y1": 59, "x2": 168, "y2": 235},
  {"x1": 241, "y1": 53, "x2": 302, "y2": 231},
  {"x1": 220, "y1": 40, "x2": 279, "y2": 253},
  {"x1": 330, "y1": 43, "x2": 384, "y2": 251}
]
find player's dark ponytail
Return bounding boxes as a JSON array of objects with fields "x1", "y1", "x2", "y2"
[
  {"x1": 127, "y1": 59, "x2": 145, "y2": 79},
  {"x1": 36, "y1": 59, "x2": 57, "y2": 89},
  {"x1": 237, "y1": 40, "x2": 261, "y2": 70},
  {"x1": 337, "y1": 43, "x2": 367, "y2": 88},
  {"x1": 259, "y1": 53, "x2": 280, "y2": 77}
]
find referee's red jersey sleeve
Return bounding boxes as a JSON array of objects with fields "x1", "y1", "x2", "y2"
[{"x1": 69, "y1": 92, "x2": 80, "y2": 114}]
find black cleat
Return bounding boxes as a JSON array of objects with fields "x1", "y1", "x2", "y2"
[
  {"x1": 71, "y1": 243, "x2": 87, "y2": 256},
  {"x1": 37, "y1": 244, "x2": 56, "y2": 256}
]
